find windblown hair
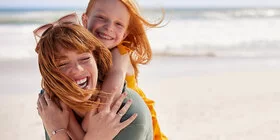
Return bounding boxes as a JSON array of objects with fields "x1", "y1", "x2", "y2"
[
  {"x1": 84, "y1": 0, "x2": 164, "y2": 79},
  {"x1": 35, "y1": 24, "x2": 112, "y2": 113}
]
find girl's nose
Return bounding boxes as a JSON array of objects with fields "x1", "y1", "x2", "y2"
[{"x1": 104, "y1": 21, "x2": 113, "y2": 32}]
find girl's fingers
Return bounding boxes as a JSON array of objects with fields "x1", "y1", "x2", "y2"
[
  {"x1": 118, "y1": 113, "x2": 138, "y2": 130},
  {"x1": 111, "y1": 93, "x2": 127, "y2": 114}
]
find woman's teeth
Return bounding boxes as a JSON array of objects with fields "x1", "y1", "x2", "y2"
[{"x1": 76, "y1": 78, "x2": 88, "y2": 89}]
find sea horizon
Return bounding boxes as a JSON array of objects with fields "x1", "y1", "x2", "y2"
[{"x1": 1, "y1": 7, "x2": 280, "y2": 59}]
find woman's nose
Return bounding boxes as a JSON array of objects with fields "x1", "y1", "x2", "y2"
[{"x1": 70, "y1": 63, "x2": 84, "y2": 74}]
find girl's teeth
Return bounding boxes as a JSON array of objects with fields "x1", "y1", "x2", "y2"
[{"x1": 99, "y1": 33, "x2": 112, "y2": 40}]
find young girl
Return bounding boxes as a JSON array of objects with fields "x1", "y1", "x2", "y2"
[
  {"x1": 81, "y1": 0, "x2": 167, "y2": 139},
  {"x1": 34, "y1": 14, "x2": 153, "y2": 140}
]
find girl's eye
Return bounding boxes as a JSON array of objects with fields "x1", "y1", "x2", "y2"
[
  {"x1": 96, "y1": 15, "x2": 105, "y2": 20},
  {"x1": 116, "y1": 22, "x2": 123, "y2": 27}
]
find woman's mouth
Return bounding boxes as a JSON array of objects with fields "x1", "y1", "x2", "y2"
[{"x1": 76, "y1": 77, "x2": 88, "y2": 89}]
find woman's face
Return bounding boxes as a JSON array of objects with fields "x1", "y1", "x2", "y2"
[
  {"x1": 84, "y1": 0, "x2": 130, "y2": 49},
  {"x1": 55, "y1": 48, "x2": 98, "y2": 90}
]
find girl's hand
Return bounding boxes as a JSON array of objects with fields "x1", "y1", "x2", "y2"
[
  {"x1": 83, "y1": 92, "x2": 137, "y2": 140},
  {"x1": 37, "y1": 92, "x2": 70, "y2": 137}
]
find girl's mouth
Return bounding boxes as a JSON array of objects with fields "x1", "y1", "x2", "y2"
[{"x1": 97, "y1": 32, "x2": 113, "y2": 40}]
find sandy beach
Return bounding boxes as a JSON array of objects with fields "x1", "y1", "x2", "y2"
[{"x1": 1, "y1": 56, "x2": 280, "y2": 140}]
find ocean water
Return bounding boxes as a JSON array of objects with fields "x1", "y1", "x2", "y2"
[{"x1": 1, "y1": 8, "x2": 280, "y2": 59}]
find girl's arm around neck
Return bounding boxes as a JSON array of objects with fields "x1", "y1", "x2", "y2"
[{"x1": 101, "y1": 47, "x2": 130, "y2": 94}]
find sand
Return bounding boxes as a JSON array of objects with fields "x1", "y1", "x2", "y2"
[{"x1": 1, "y1": 56, "x2": 280, "y2": 140}]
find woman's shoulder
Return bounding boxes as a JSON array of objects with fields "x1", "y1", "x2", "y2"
[
  {"x1": 116, "y1": 87, "x2": 153, "y2": 140},
  {"x1": 123, "y1": 87, "x2": 151, "y2": 122},
  {"x1": 120, "y1": 82, "x2": 152, "y2": 125}
]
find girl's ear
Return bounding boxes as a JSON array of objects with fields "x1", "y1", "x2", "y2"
[{"x1": 82, "y1": 13, "x2": 88, "y2": 28}]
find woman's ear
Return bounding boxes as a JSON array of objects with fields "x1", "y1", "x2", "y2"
[{"x1": 82, "y1": 13, "x2": 88, "y2": 28}]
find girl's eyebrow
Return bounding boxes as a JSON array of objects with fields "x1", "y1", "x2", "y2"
[{"x1": 93, "y1": 9, "x2": 105, "y2": 14}]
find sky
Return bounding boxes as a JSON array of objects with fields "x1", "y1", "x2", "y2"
[{"x1": 1, "y1": 0, "x2": 280, "y2": 9}]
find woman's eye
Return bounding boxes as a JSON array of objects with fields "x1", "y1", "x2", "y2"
[
  {"x1": 57, "y1": 63, "x2": 68, "y2": 68},
  {"x1": 81, "y1": 57, "x2": 90, "y2": 62}
]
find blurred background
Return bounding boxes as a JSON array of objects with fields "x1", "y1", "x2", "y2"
[{"x1": 1, "y1": 0, "x2": 280, "y2": 93}]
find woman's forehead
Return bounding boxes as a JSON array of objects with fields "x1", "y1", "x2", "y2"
[
  {"x1": 55, "y1": 43, "x2": 90, "y2": 53},
  {"x1": 54, "y1": 47, "x2": 87, "y2": 59}
]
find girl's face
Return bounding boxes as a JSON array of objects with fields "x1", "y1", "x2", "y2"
[
  {"x1": 55, "y1": 48, "x2": 98, "y2": 90},
  {"x1": 85, "y1": 0, "x2": 130, "y2": 49}
]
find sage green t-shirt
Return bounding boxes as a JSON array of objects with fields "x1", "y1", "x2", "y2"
[{"x1": 44, "y1": 87, "x2": 153, "y2": 140}]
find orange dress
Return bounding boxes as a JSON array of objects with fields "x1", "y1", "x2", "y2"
[
  {"x1": 118, "y1": 44, "x2": 168, "y2": 140},
  {"x1": 126, "y1": 75, "x2": 168, "y2": 140}
]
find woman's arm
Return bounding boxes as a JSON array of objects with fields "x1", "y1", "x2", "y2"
[{"x1": 37, "y1": 93, "x2": 70, "y2": 140}]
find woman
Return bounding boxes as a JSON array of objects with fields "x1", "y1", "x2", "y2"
[{"x1": 35, "y1": 13, "x2": 153, "y2": 140}]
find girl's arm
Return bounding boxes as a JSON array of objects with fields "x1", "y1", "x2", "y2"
[{"x1": 101, "y1": 47, "x2": 130, "y2": 95}]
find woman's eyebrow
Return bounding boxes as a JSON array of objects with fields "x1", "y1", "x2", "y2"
[{"x1": 55, "y1": 55, "x2": 68, "y2": 61}]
